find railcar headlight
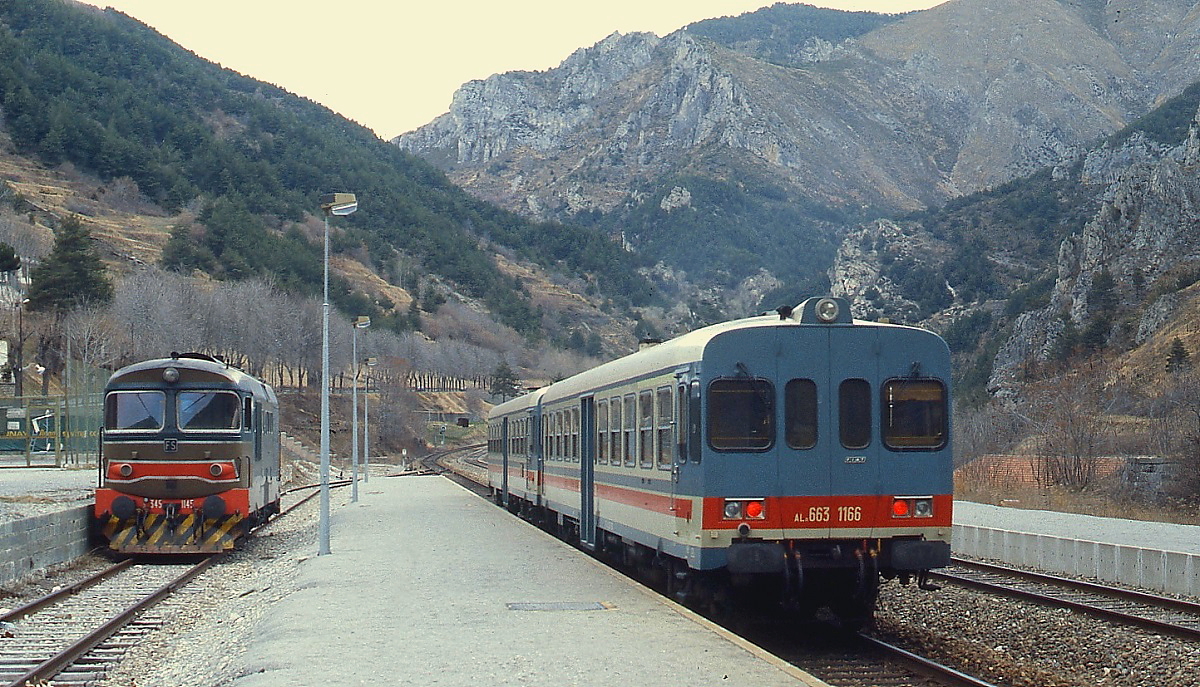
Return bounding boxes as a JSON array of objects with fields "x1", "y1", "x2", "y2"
[
  {"x1": 118, "y1": 463, "x2": 134, "y2": 478},
  {"x1": 913, "y1": 498, "x2": 933, "y2": 518},
  {"x1": 722, "y1": 499, "x2": 766, "y2": 520},
  {"x1": 816, "y1": 298, "x2": 840, "y2": 323},
  {"x1": 162, "y1": 367, "x2": 180, "y2": 383},
  {"x1": 209, "y1": 463, "x2": 224, "y2": 477}
]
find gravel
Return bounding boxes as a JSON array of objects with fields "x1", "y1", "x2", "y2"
[{"x1": 873, "y1": 574, "x2": 1200, "y2": 686}]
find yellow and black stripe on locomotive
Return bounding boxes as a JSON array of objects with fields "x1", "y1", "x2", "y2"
[{"x1": 94, "y1": 353, "x2": 281, "y2": 554}]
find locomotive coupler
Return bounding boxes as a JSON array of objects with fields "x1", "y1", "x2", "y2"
[{"x1": 164, "y1": 501, "x2": 180, "y2": 529}]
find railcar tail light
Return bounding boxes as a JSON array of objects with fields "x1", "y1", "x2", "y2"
[
  {"x1": 892, "y1": 497, "x2": 934, "y2": 518},
  {"x1": 722, "y1": 499, "x2": 766, "y2": 520}
]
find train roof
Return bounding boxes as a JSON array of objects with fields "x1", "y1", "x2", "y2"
[
  {"x1": 491, "y1": 297, "x2": 944, "y2": 417},
  {"x1": 107, "y1": 353, "x2": 277, "y2": 404}
]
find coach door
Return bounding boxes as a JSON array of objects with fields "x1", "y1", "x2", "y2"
[
  {"x1": 579, "y1": 397, "x2": 597, "y2": 549},
  {"x1": 773, "y1": 327, "x2": 833, "y2": 537},
  {"x1": 528, "y1": 410, "x2": 542, "y2": 506},
  {"x1": 501, "y1": 417, "x2": 511, "y2": 507},
  {"x1": 826, "y1": 325, "x2": 881, "y2": 529}
]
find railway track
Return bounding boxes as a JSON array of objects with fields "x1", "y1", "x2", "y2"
[
  {"x1": 0, "y1": 480, "x2": 343, "y2": 687},
  {"x1": 932, "y1": 557, "x2": 1200, "y2": 640},
  {"x1": 0, "y1": 557, "x2": 215, "y2": 687}
]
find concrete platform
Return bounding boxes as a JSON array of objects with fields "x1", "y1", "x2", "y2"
[
  {"x1": 231, "y1": 475, "x2": 827, "y2": 687},
  {"x1": 954, "y1": 501, "x2": 1200, "y2": 597}
]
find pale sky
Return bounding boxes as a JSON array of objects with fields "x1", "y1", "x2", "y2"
[{"x1": 75, "y1": 0, "x2": 945, "y2": 140}]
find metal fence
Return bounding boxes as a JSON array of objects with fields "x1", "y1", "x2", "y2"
[{"x1": 0, "y1": 363, "x2": 105, "y2": 468}]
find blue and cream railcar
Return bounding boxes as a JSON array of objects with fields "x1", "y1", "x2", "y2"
[
  {"x1": 94, "y1": 353, "x2": 282, "y2": 554},
  {"x1": 488, "y1": 297, "x2": 952, "y2": 621}
]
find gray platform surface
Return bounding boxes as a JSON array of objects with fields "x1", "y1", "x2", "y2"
[
  {"x1": 231, "y1": 475, "x2": 826, "y2": 687},
  {"x1": 954, "y1": 501, "x2": 1200, "y2": 554}
]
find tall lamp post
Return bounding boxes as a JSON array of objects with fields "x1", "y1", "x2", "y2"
[
  {"x1": 12, "y1": 298, "x2": 27, "y2": 397},
  {"x1": 364, "y1": 356, "x2": 377, "y2": 482},
  {"x1": 318, "y1": 192, "x2": 357, "y2": 556},
  {"x1": 350, "y1": 316, "x2": 370, "y2": 502}
]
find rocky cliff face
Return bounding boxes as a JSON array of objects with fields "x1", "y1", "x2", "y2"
[
  {"x1": 986, "y1": 108, "x2": 1200, "y2": 397},
  {"x1": 395, "y1": 0, "x2": 1200, "y2": 226}
]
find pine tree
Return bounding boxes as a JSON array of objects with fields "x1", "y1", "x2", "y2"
[
  {"x1": 26, "y1": 215, "x2": 113, "y2": 312},
  {"x1": 1167, "y1": 337, "x2": 1191, "y2": 374},
  {"x1": 489, "y1": 361, "x2": 522, "y2": 401}
]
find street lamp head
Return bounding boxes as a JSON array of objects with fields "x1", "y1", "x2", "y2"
[
  {"x1": 354, "y1": 315, "x2": 371, "y2": 329},
  {"x1": 319, "y1": 192, "x2": 358, "y2": 216},
  {"x1": 366, "y1": 357, "x2": 378, "y2": 367}
]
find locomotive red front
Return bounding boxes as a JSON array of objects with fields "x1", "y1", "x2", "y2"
[{"x1": 94, "y1": 353, "x2": 281, "y2": 554}]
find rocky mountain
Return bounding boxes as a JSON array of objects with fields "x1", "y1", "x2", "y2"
[
  {"x1": 395, "y1": 0, "x2": 1200, "y2": 307},
  {"x1": 988, "y1": 107, "x2": 1200, "y2": 398},
  {"x1": 826, "y1": 94, "x2": 1200, "y2": 402}
]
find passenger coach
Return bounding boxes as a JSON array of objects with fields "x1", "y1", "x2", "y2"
[{"x1": 488, "y1": 297, "x2": 951, "y2": 624}]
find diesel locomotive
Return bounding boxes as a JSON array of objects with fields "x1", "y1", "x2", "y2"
[
  {"x1": 94, "y1": 353, "x2": 282, "y2": 554},
  {"x1": 487, "y1": 297, "x2": 952, "y2": 624}
]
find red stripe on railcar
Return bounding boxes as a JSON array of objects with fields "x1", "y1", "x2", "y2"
[{"x1": 701, "y1": 494, "x2": 952, "y2": 530}]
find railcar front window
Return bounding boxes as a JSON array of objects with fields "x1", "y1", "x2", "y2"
[
  {"x1": 785, "y1": 379, "x2": 818, "y2": 449},
  {"x1": 883, "y1": 380, "x2": 948, "y2": 450},
  {"x1": 707, "y1": 378, "x2": 775, "y2": 451},
  {"x1": 105, "y1": 391, "x2": 165, "y2": 431},
  {"x1": 178, "y1": 391, "x2": 241, "y2": 431},
  {"x1": 839, "y1": 379, "x2": 871, "y2": 449}
]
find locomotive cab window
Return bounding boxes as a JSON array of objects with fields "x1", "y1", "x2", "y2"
[
  {"x1": 708, "y1": 378, "x2": 774, "y2": 451},
  {"x1": 178, "y1": 391, "x2": 241, "y2": 431},
  {"x1": 882, "y1": 379, "x2": 947, "y2": 450},
  {"x1": 105, "y1": 391, "x2": 166, "y2": 431}
]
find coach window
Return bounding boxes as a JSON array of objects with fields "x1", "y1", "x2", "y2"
[
  {"x1": 839, "y1": 379, "x2": 871, "y2": 449},
  {"x1": 105, "y1": 391, "x2": 165, "y2": 431},
  {"x1": 623, "y1": 394, "x2": 637, "y2": 466},
  {"x1": 596, "y1": 401, "x2": 609, "y2": 464},
  {"x1": 179, "y1": 391, "x2": 241, "y2": 431},
  {"x1": 676, "y1": 385, "x2": 688, "y2": 463},
  {"x1": 610, "y1": 397, "x2": 623, "y2": 467},
  {"x1": 883, "y1": 380, "x2": 947, "y2": 450},
  {"x1": 571, "y1": 408, "x2": 580, "y2": 461},
  {"x1": 551, "y1": 412, "x2": 559, "y2": 460},
  {"x1": 708, "y1": 378, "x2": 774, "y2": 451},
  {"x1": 656, "y1": 386, "x2": 673, "y2": 468},
  {"x1": 639, "y1": 390, "x2": 655, "y2": 468},
  {"x1": 785, "y1": 379, "x2": 818, "y2": 449}
]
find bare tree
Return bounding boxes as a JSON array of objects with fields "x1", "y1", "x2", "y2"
[{"x1": 1028, "y1": 373, "x2": 1113, "y2": 491}]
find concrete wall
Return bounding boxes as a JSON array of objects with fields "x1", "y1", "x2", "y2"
[
  {"x1": 954, "y1": 523, "x2": 1200, "y2": 598},
  {"x1": 0, "y1": 506, "x2": 92, "y2": 586}
]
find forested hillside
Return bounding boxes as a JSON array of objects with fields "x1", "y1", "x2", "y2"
[{"x1": 0, "y1": 0, "x2": 654, "y2": 338}]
